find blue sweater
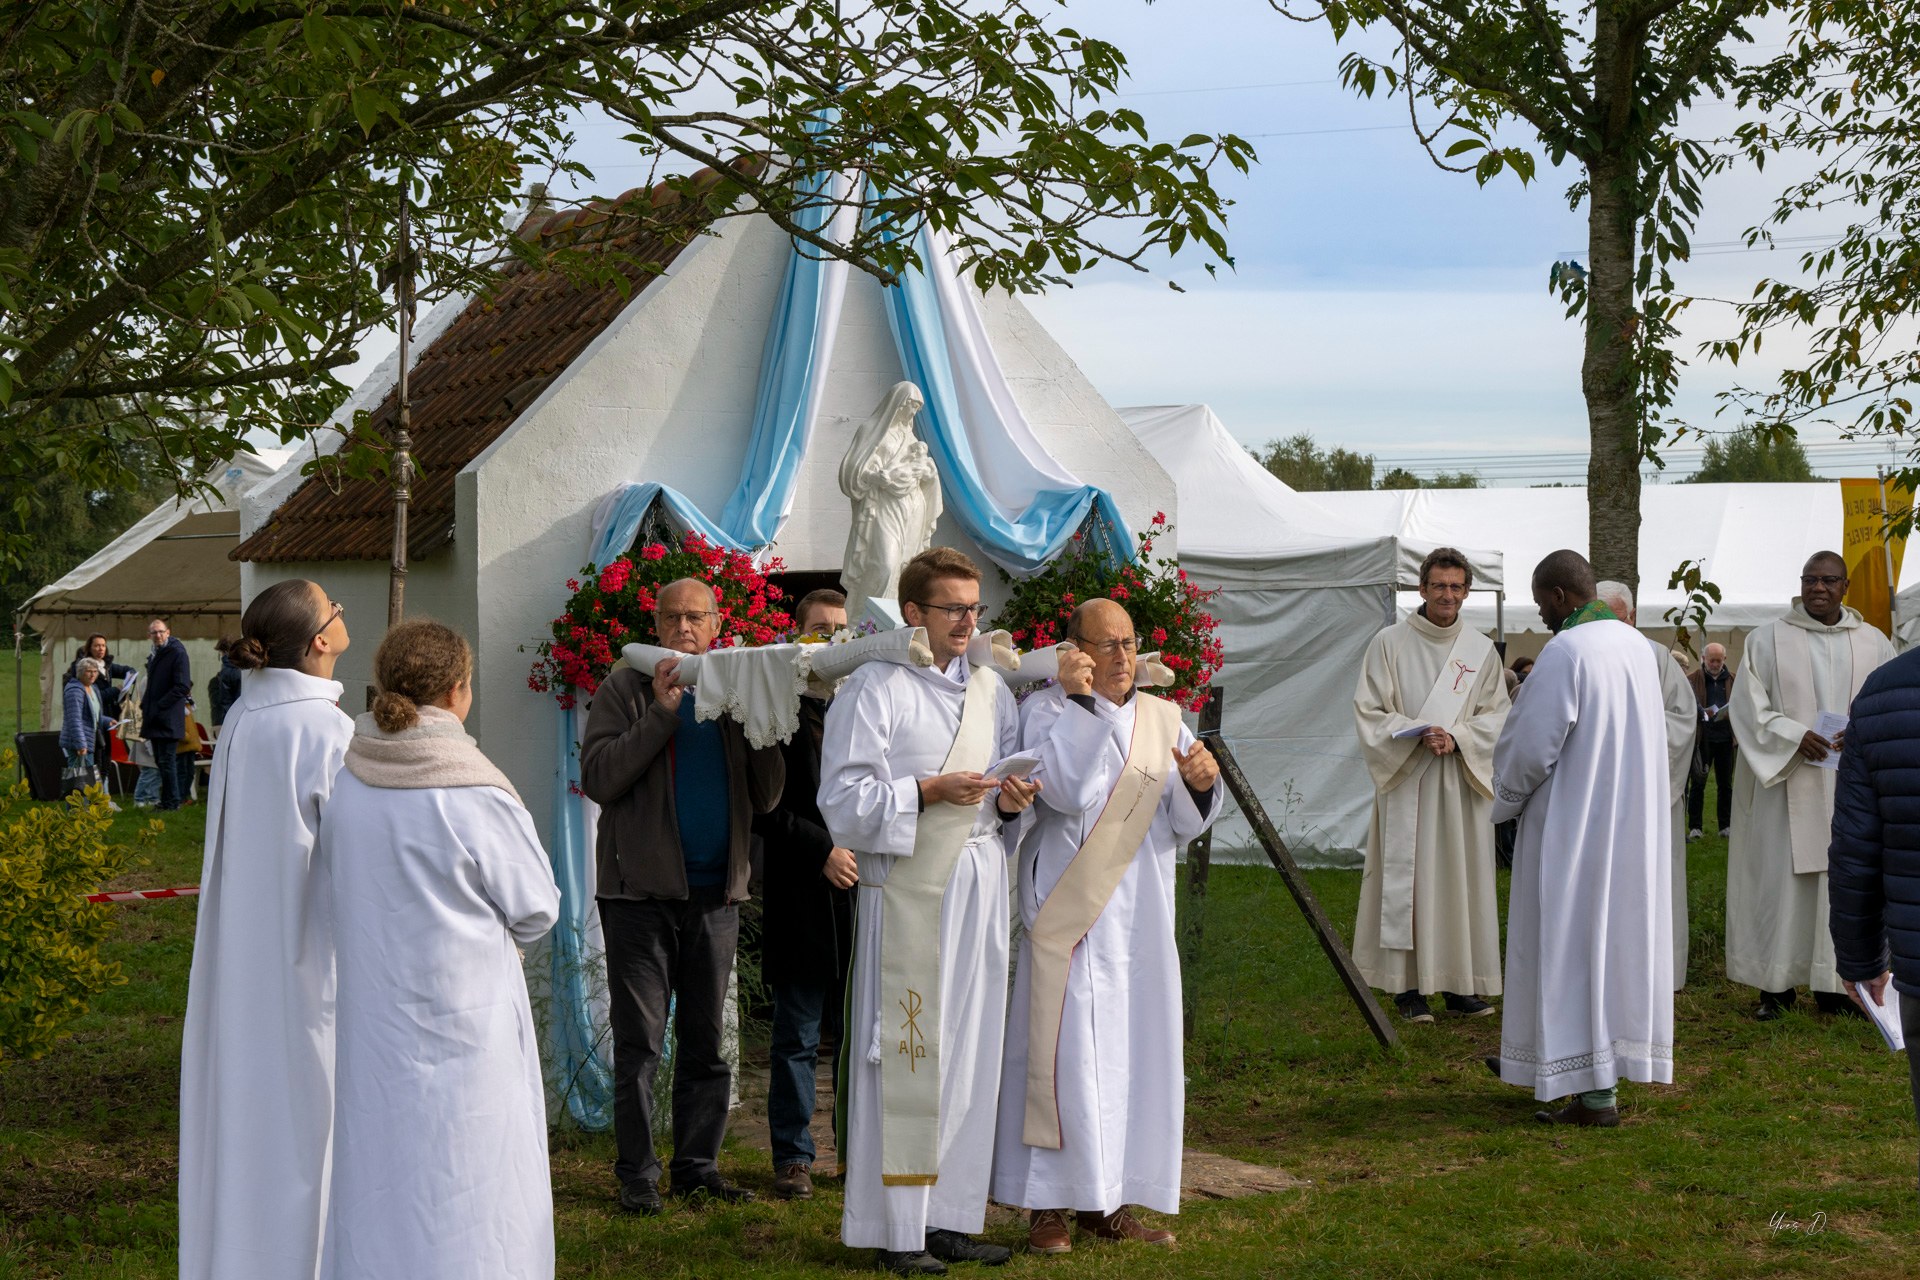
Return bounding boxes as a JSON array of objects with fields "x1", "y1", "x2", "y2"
[
  {"x1": 674, "y1": 698, "x2": 732, "y2": 888},
  {"x1": 60, "y1": 681, "x2": 102, "y2": 754}
]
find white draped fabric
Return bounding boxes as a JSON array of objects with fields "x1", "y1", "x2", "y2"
[
  {"x1": 1726, "y1": 604, "x2": 1895, "y2": 994},
  {"x1": 319, "y1": 776, "x2": 560, "y2": 1280},
  {"x1": 817, "y1": 656, "x2": 1023, "y2": 1251},
  {"x1": 179, "y1": 668, "x2": 353, "y2": 1280},
  {"x1": 1649, "y1": 640, "x2": 1698, "y2": 989},
  {"x1": 1491, "y1": 618, "x2": 1673, "y2": 1100},
  {"x1": 1350, "y1": 614, "x2": 1508, "y2": 997},
  {"x1": 991, "y1": 686, "x2": 1219, "y2": 1215}
]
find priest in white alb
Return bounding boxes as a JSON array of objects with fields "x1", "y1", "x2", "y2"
[
  {"x1": 1352, "y1": 547, "x2": 1509, "y2": 1024},
  {"x1": 1490, "y1": 550, "x2": 1672, "y2": 1127},
  {"x1": 817, "y1": 547, "x2": 1039, "y2": 1277},
  {"x1": 1596, "y1": 580, "x2": 1699, "y2": 989},
  {"x1": 1727, "y1": 551, "x2": 1896, "y2": 1020},
  {"x1": 991, "y1": 599, "x2": 1221, "y2": 1256}
]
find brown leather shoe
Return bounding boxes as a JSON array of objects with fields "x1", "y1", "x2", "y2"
[
  {"x1": 772, "y1": 1163, "x2": 814, "y2": 1200},
  {"x1": 1028, "y1": 1209, "x2": 1072, "y2": 1255},
  {"x1": 1077, "y1": 1207, "x2": 1175, "y2": 1247},
  {"x1": 1534, "y1": 1098, "x2": 1621, "y2": 1127}
]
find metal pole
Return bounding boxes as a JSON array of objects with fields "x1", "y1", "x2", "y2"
[{"x1": 387, "y1": 178, "x2": 416, "y2": 627}]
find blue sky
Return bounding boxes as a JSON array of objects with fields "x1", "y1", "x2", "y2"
[{"x1": 346, "y1": 1, "x2": 1892, "y2": 485}]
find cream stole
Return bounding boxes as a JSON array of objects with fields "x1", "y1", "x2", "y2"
[
  {"x1": 1021, "y1": 693, "x2": 1184, "y2": 1150},
  {"x1": 1773, "y1": 618, "x2": 1880, "y2": 874},
  {"x1": 877, "y1": 666, "x2": 1001, "y2": 1185},
  {"x1": 1377, "y1": 624, "x2": 1495, "y2": 951}
]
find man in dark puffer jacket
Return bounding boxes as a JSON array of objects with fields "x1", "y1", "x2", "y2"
[{"x1": 1828, "y1": 645, "x2": 1920, "y2": 1189}]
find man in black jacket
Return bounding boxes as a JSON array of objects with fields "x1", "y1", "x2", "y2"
[
  {"x1": 1829, "y1": 645, "x2": 1920, "y2": 1185},
  {"x1": 140, "y1": 617, "x2": 192, "y2": 811},
  {"x1": 1686, "y1": 643, "x2": 1736, "y2": 839},
  {"x1": 755, "y1": 589, "x2": 855, "y2": 1203}
]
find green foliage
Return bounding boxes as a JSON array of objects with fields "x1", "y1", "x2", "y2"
[
  {"x1": 1684, "y1": 426, "x2": 1818, "y2": 483},
  {"x1": 992, "y1": 515, "x2": 1223, "y2": 711},
  {"x1": 1377, "y1": 466, "x2": 1481, "y2": 490},
  {"x1": 0, "y1": 0, "x2": 1248, "y2": 551},
  {"x1": 1254, "y1": 433, "x2": 1377, "y2": 491},
  {"x1": 0, "y1": 754, "x2": 153, "y2": 1062},
  {"x1": 1719, "y1": 2, "x2": 1920, "y2": 486}
]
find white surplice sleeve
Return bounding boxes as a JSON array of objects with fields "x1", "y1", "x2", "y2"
[
  {"x1": 818, "y1": 664, "x2": 923, "y2": 857},
  {"x1": 1729, "y1": 623, "x2": 1806, "y2": 789},
  {"x1": 1353, "y1": 628, "x2": 1426, "y2": 795},
  {"x1": 465, "y1": 789, "x2": 561, "y2": 946},
  {"x1": 1491, "y1": 638, "x2": 1579, "y2": 824},
  {"x1": 1164, "y1": 720, "x2": 1223, "y2": 844},
  {"x1": 1019, "y1": 688, "x2": 1119, "y2": 819}
]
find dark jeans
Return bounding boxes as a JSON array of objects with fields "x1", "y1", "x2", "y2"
[
  {"x1": 149, "y1": 737, "x2": 182, "y2": 809},
  {"x1": 767, "y1": 975, "x2": 845, "y2": 1170},
  {"x1": 1905, "y1": 994, "x2": 1920, "y2": 1193},
  {"x1": 600, "y1": 890, "x2": 740, "y2": 1191},
  {"x1": 1687, "y1": 738, "x2": 1735, "y2": 832},
  {"x1": 91, "y1": 737, "x2": 114, "y2": 793},
  {"x1": 173, "y1": 749, "x2": 197, "y2": 802}
]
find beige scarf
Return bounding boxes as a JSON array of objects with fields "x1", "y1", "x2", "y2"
[{"x1": 343, "y1": 704, "x2": 521, "y2": 803}]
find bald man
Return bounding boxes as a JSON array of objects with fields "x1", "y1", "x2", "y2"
[
  {"x1": 992, "y1": 598, "x2": 1221, "y2": 1255},
  {"x1": 1490, "y1": 551, "x2": 1672, "y2": 1126},
  {"x1": 1687, "y1": 643, "x2": 1736, "y2": 840},
  {"x1": 1596, "y1": 581, "x2": 1698, "y2": 990},
  {"x1": 582, "y1": 576, "x2": 787, "y2": 1215},
  {"x1": 1727, "y1": 552, "x2": 1897, "y2": 1020}
]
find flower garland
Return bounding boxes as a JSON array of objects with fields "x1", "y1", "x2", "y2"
[
  {"x1": 993, "y1": 514, "x2": 1224, "y2": 712},
  {"x1": 528, "y1": 532, "x2": 795, "y2": 709}
]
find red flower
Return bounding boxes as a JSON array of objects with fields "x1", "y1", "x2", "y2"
[
  {"x1": 640, "y1": 543, "x2": 668, "y2": 562},
  {"x1": 1152, "y1": 627, "x2": 1168, "y2": 644},
  {"x1": 1153, "y1": 511, "x2": 1166, "y2": 524}
]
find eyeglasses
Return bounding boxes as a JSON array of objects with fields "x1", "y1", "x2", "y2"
[
  {"x1": 320, "y1": 601, "x2": 345, "y2": 630},
  {"x1": 1424, "y1": 583, "x2": 1470, "y2": 596},
  {"x1": 148, "y1": 627, "x2": 167, "y2": 637},
  {"x1": 658, "y1": 610, "x2": 718, "y2": 629},
  {"x1": 913, "y1": 602, "x2": 986, "y2": 621},
  {"x1": 1800, "y1": 574, "x2": 1845, "y2": 588},
  {"x1": 1075, "y1": 636, "x2": 1139, "y2": 656}
]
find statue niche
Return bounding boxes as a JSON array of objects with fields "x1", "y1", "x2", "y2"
[{"x1": 837, "y1": 381, "x2": 942, "y2": 620}]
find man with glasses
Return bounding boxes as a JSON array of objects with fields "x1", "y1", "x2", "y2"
[
  {"x1": 991, "y1": 598, "x2": 1220, "y2": 1256},
  {"x1": 1352, "y1": 547, "x2": 1510, "y2": 1024},
  {"x1": 1728, "y1": 551, "x2": 1895, "y2": 1020},
  {"x1": 819, "y1": 547, "x2": 1039, "y2": 1275},
  {"x1": 140, "y1": 617, "x2": 193, "y2": 811},
  {"x1": 581, "y1": 576, "x2": 787, "y2": 1215}
]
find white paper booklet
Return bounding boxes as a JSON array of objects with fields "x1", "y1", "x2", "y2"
[
  {"x1": 1392, "y1": 724, "x2": 1437, "y2": 741},
  {"x1": 1810, "y1": 710, "x2": 1850, "y2": 771},
  {"x1": 1850, "y1": 982, "x2": 1906, "y2": 1052},
  {"x1": 983, "y1": 753, "x2": 1043, "y2": 782}
]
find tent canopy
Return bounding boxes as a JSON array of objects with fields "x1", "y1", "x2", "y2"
[
  {"x1": 22, "y1": 450, "x2": 294, "y2": 643},
  {"x1": 1120, "y1": 405, "x2": 1503, "y2": 591}
]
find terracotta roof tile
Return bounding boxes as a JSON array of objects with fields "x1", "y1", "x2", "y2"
[{"x1": 233, "y1": 159, "x2": 759, "y2": 564}]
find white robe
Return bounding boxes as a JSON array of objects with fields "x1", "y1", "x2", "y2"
[
  {"x1": 818, "y1": 656, "x2": 1023, "y2": 1252},
  {"x1": 319, "y1": 775, "x2": 561, "y2": 1280},
  {"x1": 991, "y1": 685, "x2": 1221, "y2": 1215},
  {"x1": 1726, "y1": 603, "x2": 1895, "y2": 994},
  {"x1": 179, "y1": 668, "x2": 353, "y2": 1280},
  {"x1": 1491, "y1": 618, "x2": 1673, "y2": 1100},
  {"x1": 1650, "y1": 641, "x2": 1698, "y2": 990},
  {"x1": 1350, "y1": 613, "x2": 1509, "y2": 997}
]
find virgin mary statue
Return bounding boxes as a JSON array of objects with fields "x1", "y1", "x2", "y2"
[{"x1": 838, "y1": 381, "x2": 943, "y2": 620}]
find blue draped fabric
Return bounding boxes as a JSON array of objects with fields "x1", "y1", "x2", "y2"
[{"x1": 877, "y1": 220, "x2": 1134, "y2": 575}]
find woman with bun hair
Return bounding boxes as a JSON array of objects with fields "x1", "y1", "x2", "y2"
[
  {"x1": 319, "y1": 619, "x2": 559, "y2": 1280},
  {"x1": 179, "y1": 579, "x2": 352, "y2": 1280}
]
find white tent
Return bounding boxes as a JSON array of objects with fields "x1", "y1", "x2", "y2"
[
  {"x1": 1121, "y1": 405, "x2": 1503, "y2": 862},
  {"x1": 1315, "y1": 483, "x2": 1865, "y2": 635},
  {"x1": 21, "y1": 450, "x2": 293, "y2": 729}
]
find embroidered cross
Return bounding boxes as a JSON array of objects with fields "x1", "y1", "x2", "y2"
[
  {"x1": 1451, "y1": 659, "x2": 1477, "y2": 692},
  {"x1": 898, "y1": 990, "x2": 927, "y2": 1070}
]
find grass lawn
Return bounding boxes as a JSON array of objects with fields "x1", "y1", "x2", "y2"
[{"x1": 5, "y1": 776, "x2": 1919, "y2": 1278}]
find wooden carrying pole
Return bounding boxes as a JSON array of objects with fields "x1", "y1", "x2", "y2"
[
  {"x1": 387, "y1": 184, "x2": 416, "y2": 626},
  {"x1": 1196, "y1": 708, "x2": 1399, "y2": 1053}
]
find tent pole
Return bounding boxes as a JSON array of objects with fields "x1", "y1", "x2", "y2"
[
  {"x1": 12, "y1": 621, "x2": 21, "y2": 779},
  {"x1": 387, "y1": 176, "x2": 416, "y2": 627}
]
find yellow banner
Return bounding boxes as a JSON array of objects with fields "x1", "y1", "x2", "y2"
[{"x1": 1841, "y1": 477, "x2": 1914, "y2": 637}]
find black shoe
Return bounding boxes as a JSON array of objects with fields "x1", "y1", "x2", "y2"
[
  {"x1": 1756, "y1": 989, "x2": 1796, "y2": 1022},
  {"x1": 669, "y1": 1175, "x2": 755, "y2": 1205},
  {"x1": 1814, "y1": 991, "x2": 1864, "y2": 1019},
  {"x1": 925, "y1": 1229, "x2": 1013, "y2": 1265},
  {"x1": 1482, "y1": 1055, "x2": 1503, "y2": 1079},
  {"x1": 877, "y1": 1250, "x2": 948, "y2": 1275},
  {"x1": 1395, "y1": 991, "x2": 1435, "y2": 1024},
  {"x1": 1442, "y1": 992, "x2": 1495, "y2": 1018},
  {"x1": 617, "y1": 1180, "x2": 664, "y2": 1216}
]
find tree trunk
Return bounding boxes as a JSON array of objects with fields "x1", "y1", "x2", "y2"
[{"x1": 1583, "y1": 150, "x2": 1643, "y2": 592}]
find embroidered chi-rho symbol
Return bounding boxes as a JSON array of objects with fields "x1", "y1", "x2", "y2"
[
  {"x1": 898, "y1": 990, "x2": 927, "y2": 1070},
  {"x1": 1451, "y1": 659, "x2": 1477, "y2": 692}
]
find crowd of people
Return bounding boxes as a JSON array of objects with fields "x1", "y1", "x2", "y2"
[
  {"x1": 58, "y1": 620, "x2": 229, "y2": 810},
  {"x1": 176, "y1": 546, "x2": 1224, "y2": 1280},
  {"x1": 166, "y1": 537, "x2": 1920, "y2": 1278},
  {"x1": 1354, "y1": 544, "x2": 1912, "y2": 1130}
]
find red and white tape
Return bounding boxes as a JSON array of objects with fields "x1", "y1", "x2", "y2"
[{"x1": 86, "y1": 886, "x2": 200, "y2": 904}]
